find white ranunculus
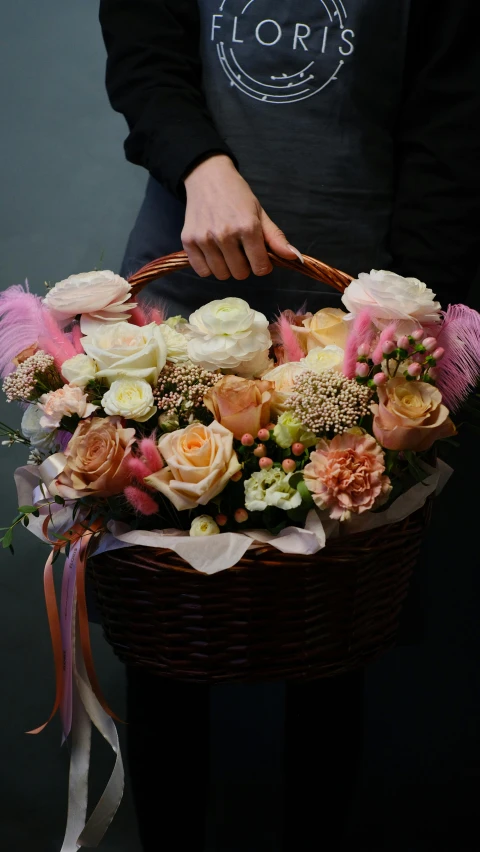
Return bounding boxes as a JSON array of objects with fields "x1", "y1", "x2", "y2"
[
  {"x1": 82, "y1": 321, "x2": 167, "y2": 385},
  {"x1": 61, "y1": 354, "x2": 98, "y2": 388},
  {"x1": 44, "y1": 270, "x2": 134, "y2": 329},
  {"x1": 244, "y1": 468, "x2": 302, "y2": 512},
  {"x1": 262, "y1": 361, "x2": 310, "y2": 416},
  {"x1": 102, "y1": 378, "x2": 157, "y2": 422},
  {"x1": 302, "y1": 345, "x2": 344, "y2": 374},
  {"x1": 235, "y1": 348, "x2": 273, "y2": 379},
  {"x1": 186, "y1": 298, "x2": 271, "y2": 372},
  {"x1": 341, "y1": 270, "x2": 442, "y2": 326},
  {"x1": 21, "y1": 404, "x2": 57, "y2": 454},
  {"x1": 190, "y1": 515, "x2": 221, "y2": 537},
  {"x1": 161, "y1": 322, "x2": 190, "y2": 363}
]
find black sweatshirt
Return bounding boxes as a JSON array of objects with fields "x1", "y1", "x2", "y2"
[{"x1": 99, "y1": 0, "x2": 480, "y2": 302}]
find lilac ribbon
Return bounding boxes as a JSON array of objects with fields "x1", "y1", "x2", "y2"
[{"x1": 59, "y1": 543, "x2": 79, "y2": 743}]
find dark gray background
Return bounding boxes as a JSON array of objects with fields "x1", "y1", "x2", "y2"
[{"x1": 0, "y1": 2, "x2": 479, "y2": 851}]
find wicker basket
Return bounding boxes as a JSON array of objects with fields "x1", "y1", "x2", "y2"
[{"x1": 88, "y1": 251, "x2": 430, "y2": 683}]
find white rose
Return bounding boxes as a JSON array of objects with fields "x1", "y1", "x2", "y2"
[
  {"x1": 61, "y1": 354, "x2": 98, "y2": 388},
  {"x1": 341, "y1": 270, "x2": 442, "y2": 326},
  {"x1": 190, "y1": 515, "x2": 220, "y2": 537},
  {"x1": 235, "y1": 348, "x2": 273, "y2": 379},
  {"x1": 102, "y1": 379, "x2": 157, "y2": 422},
  {"x1": 37, "y1": 385, "x2": 98, "y2": 429},
  {"x1": 186, "y1": 297, "x2": 271, "y2": 372},
  {"x1": 161, "y1": 322, "x2": 190, "y2": 363},
  {"x1": 43, "y1": 270, "x2": 134, "y2": 330},
  {"x1": 302, "y1": 345, "x2": 344, "y2": 374},
  {"x1": 262, "y1": 361, "x2": 310, "y2": 415},
  {"x1": 244, "y1": 468, "x2": 302, "y2": 512},
  {"x1": 21, "y1": 404, "x2": 57, "y2": 454},
  {"x1": 82, "y1": 321, "x2": 167, "y2": 385}
]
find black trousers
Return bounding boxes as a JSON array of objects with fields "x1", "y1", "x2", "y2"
[{"x1": 126, "y1": 666, "x2": 364, "y2": 851}]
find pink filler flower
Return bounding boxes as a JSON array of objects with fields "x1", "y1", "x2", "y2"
[{"x1": 303, "y1": 433, "x2": 391, "y2": 521}]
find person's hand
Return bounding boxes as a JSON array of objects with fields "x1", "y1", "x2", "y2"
[{"x1": 182, "y1": 154, "x2": 302, "y2": 280}]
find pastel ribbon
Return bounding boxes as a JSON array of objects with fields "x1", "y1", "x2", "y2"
[{"x1": 29, "y1": 520, "x2": 124, "y2": 850}]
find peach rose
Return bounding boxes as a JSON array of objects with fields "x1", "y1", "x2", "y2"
[
  {"x1": 145, "y1": 421, "x2": 241, "y2": 511},
  {"x1": 262, "y1": 361, "x2": 309, "y2": 416},
  {"x1": 203, "y1": 375, "x2": 273, "y2": 439},
  {"x1": 371, "y1": 377, "x2": 456, "y2": 451},
  {"x1": 304, "y1": 433, "x2": 391, "y2": 521},
  {"x1": 293, "y1": 308, "x2": 349, "y2": 354},
  {"x1": 54, "y1": 416, "x2": 136, "y2": 499}
]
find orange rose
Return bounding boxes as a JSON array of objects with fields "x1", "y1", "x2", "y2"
[
  {"x1": 145, "y1": 421, "x2": 241, "y2": 511},
  {"x1": 55, "y1": 416, "x2": 136, "y2": 499},
  {"x1": 371, "y1": 377, "x2": 456, "y2": 451},
  {"x1": 203, "y1": 375, "x2": 273, "y2": 439}
]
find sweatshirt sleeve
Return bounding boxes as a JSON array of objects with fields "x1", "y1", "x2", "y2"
[
  {"x1": 99, "y1": 0, "x2": 237, "y2": 197},
  {"x1": 389, "y1": 0, "x2": 480, "y2": 304}
]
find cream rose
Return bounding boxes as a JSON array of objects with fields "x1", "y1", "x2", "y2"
[
  {"x1": 54, "y1": 416, "x2": 136, "y2": 499},
  {"x1": 145, "y1": 421, "x2": 241, "y2": 511},
  {"x1": 342, "y1": 270, "x2": 442, "y2": 326},
  {"x1": 186, "y1": 297, "x2": 271, "y2": 374},
  {"x1": 302, "y1": 345, "x2": 344, "y2": 374},
  {"x1": 371, "y1": 377, "x2": 456, "y2": 451},
  {"x1": 61, "y1": 354, "x2": 98, "y2": 388},
  {"x1": 43, "y1": 270, "x2": 134, "y2": 330},
  {"x1": 102, "y1": 379, "x2": 157, "y2": 422},
  {"x1": 38, "y1": 385, "x2": 98, "y2": 429},
  {"x1": 190, "y1": 515, "x2": 220, "y2": 537},
  {"x1": 294, "y1": 307, "x2": 349, "y2": 354},
  {"x1": 82, "y1": 321, "x2": 167, "y2": 385},
  {"x1": 262, "y1": 361, "x2": 310, "y2": 416},
  {"x1": 161, "y1": 322, "x2": 190, "y2": 363}
]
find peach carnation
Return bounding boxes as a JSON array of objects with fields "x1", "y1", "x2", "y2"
[{"x1": 303, "y1": 433, "x2": 391, "y2": 521}]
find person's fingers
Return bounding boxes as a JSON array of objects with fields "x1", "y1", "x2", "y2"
[
  {"x1": 217, "y1": 235, "x2": 252, "y2": 280},
  {"x1": 260, "y1": 210, "x2": 303, "y2": 262},
  {"x1": 182, "y1": 236, "x2": 213, "y2": 278},
  {"x1": 201, "y1": 239, "x2": 232, "y2": 280},
  {"x1": 240, "y1": 221, "x2": 273, "y2": 277}
]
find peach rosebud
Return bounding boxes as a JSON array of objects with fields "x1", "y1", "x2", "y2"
[
  {"x1": 234, "y1": 509, "x2": 249, "y2": 524},
  {"x1": 253, "y1": 444, "x2": 267, "y2": 458},
  {"x1": 371, "y1": 377, "x2": 456, "y2": 452},
  {"x1": 204, "y1": 375, "x2": 273, "y2": 441},
  {"x1": 282, "y1": 459, "x2": 296, "y2": 473},
  {"x1": 54, "y1": 416, "x2": 136, "y2": 500}
]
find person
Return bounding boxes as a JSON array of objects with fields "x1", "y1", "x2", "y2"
[{"x1": 99, "y1": 2, "x2": 480, "y2": 849}]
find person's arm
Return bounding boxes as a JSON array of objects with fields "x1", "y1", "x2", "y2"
[
  {"x1": 390, "y1": 0, "x2": 480, "y2": 305},
  {"x1": 99, "y1": 0, "x2": 298, "y2": 280}
]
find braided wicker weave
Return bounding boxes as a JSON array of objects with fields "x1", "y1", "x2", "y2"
[{"x1": 88, "y1": 251, "x2": 429, "y2": 682}]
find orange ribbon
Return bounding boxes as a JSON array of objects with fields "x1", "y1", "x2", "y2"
[{"x1": 27, "y1": 518, "x2": 121, "y2": 735}]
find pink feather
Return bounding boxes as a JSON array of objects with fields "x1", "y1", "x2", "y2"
[
  {"x1": 275, "y1": 313, "x2": 305, "y2": 363},
  {"x1": 436, "y1": 304, "x2": 480, "y2": 411},
  {"x1": 127, "y1": 457, "x2": 153, "y2": 481},
  {"x1": 139, "y1": 437, "x2": 163, "y2": 472},
  {"x1": 124, "y1": 486, "x2": 159, "y2": 516},
  {"x1": 37, "y1": 311, "x2": 77, "y2": 368},
  {"x1": 371, "y1": 323, "x2": 398, "y2": 365},
  {"x1": 70, "y1": 322, "x2": 85, "y2": 354},
  {"x1": 0, "y1": 283, "x2": 47, "y2": 376},
  {"x1": 129, "y1": 302, "x2": 166, "y2": 327},
  {"x1": 343, "y1": 309, "x2": 375, "y2": 378}
]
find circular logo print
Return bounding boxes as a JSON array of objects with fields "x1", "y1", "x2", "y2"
[{"x1": 210, "y1": 0, "x2": 355, "y2": 104}]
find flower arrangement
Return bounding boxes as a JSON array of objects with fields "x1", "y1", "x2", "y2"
[{"x1": 1, "y1": 266, "x2": 480, "y2": 551}]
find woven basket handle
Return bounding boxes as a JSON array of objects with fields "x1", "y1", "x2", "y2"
[{"x1": 127, "y1": 250, "x2": 353, "y2": 297}]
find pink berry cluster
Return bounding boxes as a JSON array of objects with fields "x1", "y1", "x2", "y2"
[
  {"x1": 355, "y1": 329, "x2": 445, "y2": 388},
  {"x1": 240, "y1": 427, "x2": 304, "y2": 475}
]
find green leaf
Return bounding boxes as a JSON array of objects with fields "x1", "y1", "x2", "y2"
[
  {"x1": 296, "y1": 480, "x2": 315, "y2": 508},
  {"x1": 18, "y1": 505, "x2": 37, "y2": 514},
  {"x1": 23, "y1": 516, "x2": 29, "y2": 528},
  {"x1": 54, "y1": 495, "x2": 65, "y2": 505},
  {"x1": 288, "y1": 471, "x2": 305, "y2": 490},
  {"x1": 2, "y1": 529, "x2": 13, "y2": 549},
  {"x1": 32, "y1": 509, "x2": 40, "y2": 518}
]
